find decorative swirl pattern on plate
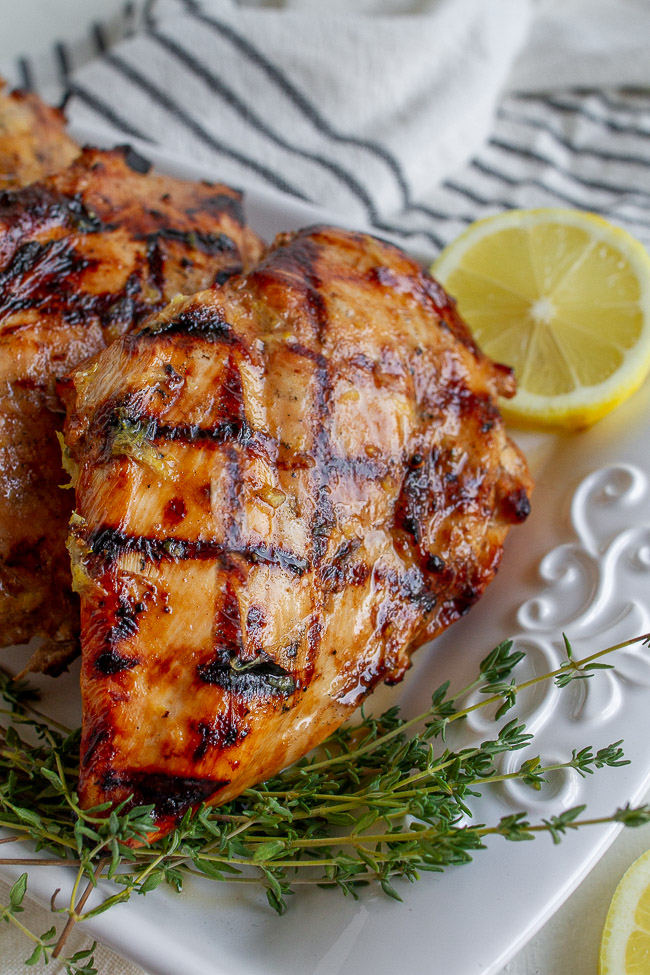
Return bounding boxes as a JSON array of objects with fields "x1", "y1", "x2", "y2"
[{"x1": 495, "y1": 463, "x2": 650, "y2": 808}]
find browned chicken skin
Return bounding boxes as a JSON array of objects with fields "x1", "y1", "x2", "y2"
[
  {"x1": 0, "y1": 81, "x2": 78, "y2": 189},
  {"x1": 0, "y1": 146, "x2": 263, "y2": 674},
  {"x1": 63, "y1": 225, "x2": 532, "y2": 839}
]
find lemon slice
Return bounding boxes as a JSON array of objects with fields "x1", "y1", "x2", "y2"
[
  {"x1": 431, "y1": 208, "x2": 650, "y2": 428},
  {"x1": 599, "y1": 847, "x2": 650, "y2": 975}
]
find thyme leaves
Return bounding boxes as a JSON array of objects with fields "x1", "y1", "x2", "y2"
[{"x1": 1, "y1": 632, "x2": 649, "y2": 969}]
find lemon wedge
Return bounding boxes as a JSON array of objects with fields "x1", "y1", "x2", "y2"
[
  {"x1": 431, "y1": 208, "x2": 650, "y2": 429},
  {"x1": 599, "y1": 847, "x2": 650, "y2": 975}
]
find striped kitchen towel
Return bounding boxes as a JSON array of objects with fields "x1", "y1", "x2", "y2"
[{"x1": 2, "y1": 0, "x2": 650, "y2": 259}]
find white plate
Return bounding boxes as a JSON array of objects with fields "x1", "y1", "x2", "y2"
[{"x1": 2, "y1": 137, "x2": 650, "y2": 975}]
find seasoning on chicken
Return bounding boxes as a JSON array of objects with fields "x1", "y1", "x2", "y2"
[
  {"x1": 0, "y1": 146, "x2": 264, "y2": 675},
  {"x1": 0, "y1": 80, "x2": 78, "y2": 189},
  {"x1": 63, "y1": 225, "x2": 532, "y2": 840}
]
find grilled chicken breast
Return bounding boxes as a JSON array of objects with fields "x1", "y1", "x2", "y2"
[
  {"x1": 63, "y1": 225, "x2": 532, "y2": 839},
  {"x1": 0, "y1": 146, "x2": 263, "y2": 674},
  {"x1": 0, "y1": 81, "x2": 78, "y2": 189}
]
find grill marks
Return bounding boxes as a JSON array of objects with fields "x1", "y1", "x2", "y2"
[
  {"x1": 101, "y1": 769, "x2": 229, "y2": 821},
  {"x1": 0, "y1": 147, "x2": 260, "y2": 342},
  {"x1": 198, "y1": 656, "x2": 296, "y2": 697},
  {"x1": 145, "y1": 227, "x2": 238, "y2": 294},
  {"x1": 139, "y1": 304, "x2": 237, "y2": 343},
  {"x1": 194, "y1": 579, "x2": 295, "y2": 700},
  {"x1": 104, "y1": 401, "x2": 252, "y2": 454},
  {"x1": 87, "y1": 525, "x2": 309, "y2": 576},
  {"x1": 0, "y1": 238, "x2": 155, "y2": 334},
  {"x1": 69, "y1": 225, "x2": 533, "y2": 834},
  {"x1": 0, "y1": 182, "x2": 105, "y2": 237},
  {"x1": 95, "y1": 648, "x2": 139, "y2": 676},
  {"x1": 0, "y1": 190, "x2": 105, "y2": 325},
  {"x1": 0, "y1": 237, "x2": 89, "y2": 322},
  {"x1": 267, "y1": 236, "x2": 338, "y2": 677},
  {"x1": 0, "y1": 137, "x2": 263, "y2": 664}
]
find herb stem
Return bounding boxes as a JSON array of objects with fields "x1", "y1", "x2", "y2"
[
  {"x1": 296, "y1": 634, "x2": 649, "y2": 778},
  {"x1": 52, "y1": 857, "x2": 108, "y2": 958},
  {"x1": 0, "y1": 899, "x2": 44, "y2": 944}
]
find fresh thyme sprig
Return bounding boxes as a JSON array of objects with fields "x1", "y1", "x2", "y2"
[{"x1": 1, "y1": 632, "x2": 649, "y2": 970}]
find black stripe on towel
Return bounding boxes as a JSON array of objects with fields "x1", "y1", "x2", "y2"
[{"x1": 103, "y1": 50, "x2": 313, "y2": 201}]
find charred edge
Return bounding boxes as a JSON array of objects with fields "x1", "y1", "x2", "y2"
[
  {"x1": 82, "y1": 724, "x2": 110, "y2": 768},
  {"x1": 144, "y1": 227, "x2": 237, "y2": 256},
  {"x1": 94, "y1": 649, "x2": 140, "y2": 675},
  {"x1": 320, "y1": 539, "x2": 370, "y2": 595},
  {"x1": 199, "y1": 191, "x2": 245, "y2": 227},
  {"x1": 103, "y1": 591, "x2": 146, "y2": 648},
  {"x1": 395, "y1": 456, "x2": 432, "y2": 546},
  {"x1": 106, "y1": 408, "x2": 253, "y2": 451},
  {"x1": 138, "y1": 305, "x2": 236, "y2": 343},
  {"x1": 370, "y1": 261, "x2": 459, "y2": 323},
  {"x1": 116, "y1": 144, "x2": 152, "y2": 174},
  {"x1": 374, "y1": 563, "x2": 437, "y2": 615},
  {"x1": 500, "y1": 486, "x2": 531, "y2": 523},
  {"x1": 193, "y1": 715, "x2": 245, "y2": 761},
  {"x1": 100, "y1": 770, "x2": 228, "y2": 820},
  {"x1": 0, "y1": 238, "x2": 88, "y2": 312},
  {"x1": 423, "y1": 272, "x2": 485, "y2": 356},
  {"x1": 197, "y1": 656, "x2": 296, "y2": 698},
  {"x1": 88, "y1": 527, "x2": 309, "y2": 575},
  {"x1": 0, "y1": 185, "x2": 105, "y2": 235},
  {"x1": 257, "y1": 233, "x2": 321, "y2": 284},
  {"x1": 257, "y1": 233, "x2": 331, "y2": 341}
]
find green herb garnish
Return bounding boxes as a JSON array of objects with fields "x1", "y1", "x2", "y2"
[{"x1": 1, "y1": 632, "x2": 649, "y2": 972}]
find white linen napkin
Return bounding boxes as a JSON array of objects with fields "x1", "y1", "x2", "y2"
[
  {"x1": 60, "y1": 0, "x2": 531, "y2": 258},
  {"x1": 2, "y1": 0, "x2": 649, "y2": 259}
]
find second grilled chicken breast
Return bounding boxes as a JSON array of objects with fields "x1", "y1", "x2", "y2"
[
  {"x1": 0, "y1": 81, "x2": 79, "y2": 189},
  {"x1": 0, "y1": 146, "x2": 263, "y2": 674},
  {"x1": 63, "y1": 225, "x2": 532, "y2": 840}
]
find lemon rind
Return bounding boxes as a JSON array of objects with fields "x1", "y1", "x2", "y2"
[
  {"x1": 432, "y1": 208, "x2": 650, "y2": 430},
  {"x1": 598, "y1": 848, "x2": 650, "y2": 975}
]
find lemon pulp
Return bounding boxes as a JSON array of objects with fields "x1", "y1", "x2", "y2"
[
  {"x1": 432, "y1": 208, "x2": 650, "y2": 429},
  {"x1": 599, "y1": 848, "x2": 650, "y2": 975}
]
